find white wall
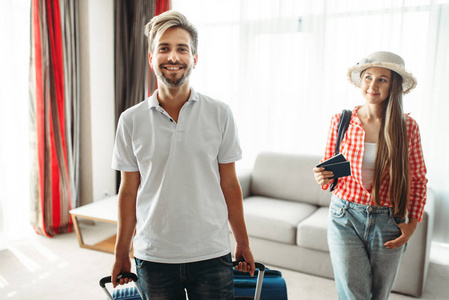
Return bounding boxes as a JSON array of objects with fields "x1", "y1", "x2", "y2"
[{"x1": 79, "y1": 0, "x2": 116, "y2": 205}]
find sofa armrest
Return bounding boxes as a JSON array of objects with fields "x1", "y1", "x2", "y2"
[
  {"x1": 424, "y1": 187, "x2": 436, "y2": 227},
  {"x1": 237, "y1": 168, "x2": 252, "y2": 199},
  {"x1": 393, "y1": 187, "x2": 435, "y2": 297},
  {"x1": 422, "y1": 187, "x2": 436, "y2": 289}
]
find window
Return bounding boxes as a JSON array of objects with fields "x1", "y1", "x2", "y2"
[
  {"x1": 172, "y1": 0, "x2": 449, "y2": 245},
  {"x1": 0, "y1": 0, "x2": 32, "y2": 249}
]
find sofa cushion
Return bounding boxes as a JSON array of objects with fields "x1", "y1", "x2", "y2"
[
  {"x1": 297, "y1": 206, "x2": 330, "y2": 252},
  {"x1": 243, "y1": 196, "x2": 318, "y2": 245},
  {"x1": 250, "y1": 152, "x2": 332, "y2": 206}
]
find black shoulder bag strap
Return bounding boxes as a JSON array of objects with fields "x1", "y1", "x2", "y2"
[{"x1": 330, "y1": 109, "x2": 352, "y2": 192}]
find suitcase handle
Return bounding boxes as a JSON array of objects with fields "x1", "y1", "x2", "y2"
[
  {"x1": 233, "y1": 261, "x2": 266, "y2": 272},
  {"x1": 233, "y1": 261, "x2": 265, "y2": 300},
  {"x1": 99, "y1": 272, "x2": 142, "y2": 300},
  {"x1": 99, "y1": 272, "x2": 138, "y2": 287}
]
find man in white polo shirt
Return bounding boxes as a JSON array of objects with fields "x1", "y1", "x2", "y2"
[{"x1": 111, "y1": 10, "x2": 255, "y2": 299}]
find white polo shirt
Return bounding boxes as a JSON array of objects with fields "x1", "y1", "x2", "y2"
[{"x1": 112, "y1": 88, "x2": 242, "y2": 263}]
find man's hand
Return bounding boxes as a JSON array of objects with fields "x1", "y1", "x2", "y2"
[
  {"x1": 219, "y1": 162, "x2": 256, "y2": 276},
  {"x1": 234, "y1": 244, "x2": 255, "y2": 277},
  {"x1": 384, "y1": 218, "x2": 418, "y2": 249},
  {"x1": 112, "y1": 171, "x2": 139, "y2": 287},
  {"x1": 111, "y1": 256, "x2": 132, "y2": 288}
]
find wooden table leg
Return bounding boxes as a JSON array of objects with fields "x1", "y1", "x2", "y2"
[{"x1": 71, "y1": 214, "x2": 85, "y2": 248}]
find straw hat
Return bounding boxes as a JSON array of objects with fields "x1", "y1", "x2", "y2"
[{"x1": 347, "y1": 51, "x2": 417, "y2": 94}]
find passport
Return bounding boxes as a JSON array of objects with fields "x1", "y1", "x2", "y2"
[{"x1": 316, "y1": 154, "x2": 351, "y2": 179}]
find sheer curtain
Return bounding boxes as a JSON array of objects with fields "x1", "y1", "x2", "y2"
[
  {"x1": 171, "y1": 0, "x2": 449, "y2": 245},
  {"x1": 0, "y1": 0, "x2": 33, "y2": 249}
]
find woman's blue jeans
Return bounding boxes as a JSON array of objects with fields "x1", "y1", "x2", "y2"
[
  {"x1": 327, "y1": 196, "x2": 407, "y2": 300},
  {"x1": 135, "y1": 253, "x2": 234, "y2": 300}
]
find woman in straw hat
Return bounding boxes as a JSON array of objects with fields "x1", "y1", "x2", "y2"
[{"x1": 313, "y1": 51, "x2": 427, "y2": 299}]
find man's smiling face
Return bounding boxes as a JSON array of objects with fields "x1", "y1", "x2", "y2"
[{"x1": 149, "y1": 27, "x2": 198, "y2": 88}]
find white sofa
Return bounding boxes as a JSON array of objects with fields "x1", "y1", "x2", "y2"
[{"x1": 235, "y1": 152, "x2": 434, "y2": 297}]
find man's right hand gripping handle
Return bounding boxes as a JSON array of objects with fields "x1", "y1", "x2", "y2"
[{"x1": 111, "y1": 255, "x2": 132, "y2": 288}]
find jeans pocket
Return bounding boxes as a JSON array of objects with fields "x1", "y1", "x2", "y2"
[
  {"x1": 217, "y1": 253, "x2": 233, "y2": 268},
  {"x1": 390, "y1": 217, "x2": 406, "y2": 230},
  {"x1": 135, "y1": 257, "x2": 147, "y2": 270},
  {"x1": 330, "y1": 201, "x2": 346, "y2": 218}
]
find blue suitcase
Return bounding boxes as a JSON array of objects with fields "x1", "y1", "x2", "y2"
[
  {"x1": 234, "y1": 262, "x2": 288, "y2": 300},
  {"x1": 99, "y1": 273, "x2": 142, "y2": 300},
  {"x1": 99, "y1": 261, "x2": 283, "y2": 300}
]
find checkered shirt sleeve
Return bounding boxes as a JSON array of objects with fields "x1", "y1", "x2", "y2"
[{"x1": 406, "y1": 116, "x2": 428, "y2": 221}]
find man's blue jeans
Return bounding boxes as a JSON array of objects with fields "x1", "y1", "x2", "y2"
[
  {"x1": 327, "y1": 196, "x2": 407, "y2": 300},
  {"x1": 135, "y1": 253, "x2": 234, "y2": 300}
]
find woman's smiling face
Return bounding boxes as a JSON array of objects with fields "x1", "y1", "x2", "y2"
[{"x1": 360, "y1": 67, "x2": 392, "y2": 104}]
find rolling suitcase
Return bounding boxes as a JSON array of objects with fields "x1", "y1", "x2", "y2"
[
  {"x1": 234, "y1": 262, "x2": 288, "y2": 300},
  {"x1": 233, "y1": 261, "x2": 266, "y2": 300},
  {"x1": 99, "y1": 272, "x2": 143, "y2": 300},
  {"x1": 99, "y1": 261, "x2": 273, "y2": 300}
]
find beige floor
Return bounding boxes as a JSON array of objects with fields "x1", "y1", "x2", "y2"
[{"x1": 1, "y1": 221, "x2": 448, "y2": 299}]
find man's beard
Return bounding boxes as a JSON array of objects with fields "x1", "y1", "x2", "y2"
[{"x1": 156, "y1": 63, "x2": 193, "y2": 87}]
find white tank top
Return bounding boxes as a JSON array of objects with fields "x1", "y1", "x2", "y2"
[{"x1": 362, "y1": 142, "x2": 377, "y2": 189}]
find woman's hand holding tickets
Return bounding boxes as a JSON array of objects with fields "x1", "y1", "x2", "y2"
[{"x1": 313, "y1": 167, "x2": 334, "y2": 186}]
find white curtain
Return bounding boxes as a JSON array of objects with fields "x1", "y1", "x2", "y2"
[
  {"x1": 0, "y1": 0, "x2": 33, "y2": 249},
  {"x1": 172, "y1": 0, "x2": 449, "y2": 245}
]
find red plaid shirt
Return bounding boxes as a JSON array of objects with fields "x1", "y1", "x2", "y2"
[{"x1": 321, "y1": 106, "x2": 428, "y2": 222}]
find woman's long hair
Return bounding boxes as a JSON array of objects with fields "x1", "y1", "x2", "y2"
[{"x1": 371, "y1": 71, "x2": 409, "y2": 218}]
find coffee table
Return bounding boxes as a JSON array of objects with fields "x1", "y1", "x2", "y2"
[{"x1": 69, "y1": 195, "x2": 118, "y2": 254}]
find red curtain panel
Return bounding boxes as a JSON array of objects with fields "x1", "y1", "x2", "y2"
[
  {"x1": 147, "y1": 0, "x2": 171, "y2": 96},
  {"x1": 155, "y1": 0, "x2": 171, "y2": 16},
  {"x1": 30, "y1": 0, "x2": 79, "y2": 237}
]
